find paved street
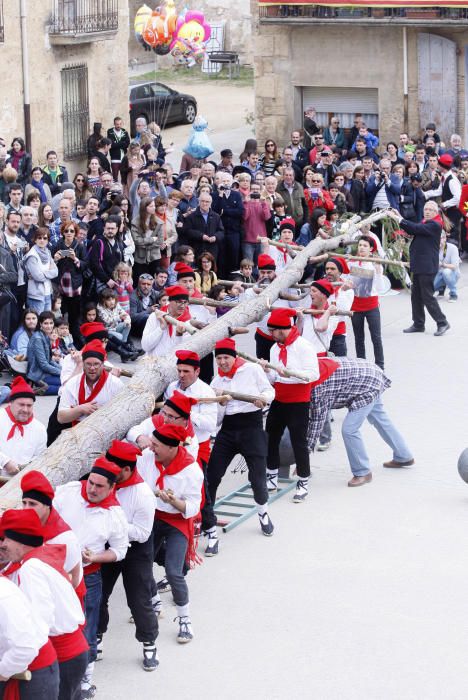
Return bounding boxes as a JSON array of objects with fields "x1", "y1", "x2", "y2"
[{"x1": 5, "y1": 269, "x2": 468, "y2": 700}]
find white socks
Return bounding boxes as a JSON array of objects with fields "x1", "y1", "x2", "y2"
[{"x1": 256, "y1": 502, "x2": 268, "y2": 517}]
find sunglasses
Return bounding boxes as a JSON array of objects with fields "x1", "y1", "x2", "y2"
[
  {"x1": 65, "y1": 227, "x2": 75, "y2": 232},
  {"x1": 36, "y1": 235, "x2": 49, "y2": 240},
  {"x1": 75, "y1": 178, "x2": 84, "y2": 182},
  {"x1": 311, "y1": 180, "x2": 321, "y2": 183}
]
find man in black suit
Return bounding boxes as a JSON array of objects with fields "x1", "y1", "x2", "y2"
[
  {"x1": 183, "y1": 193, "x2": 224, "y2": 264},
  {"x1": 211, "y1": 172, "x2": 244, "y2": 276}
]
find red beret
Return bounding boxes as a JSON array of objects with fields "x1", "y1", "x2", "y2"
[
  {"x1": 9, "y1": 376, "x2": 35, "y2": 402},
  {"x1": 1, "y1": 508, "x2": 44, "y2": 547},
  {"x1": 152, "y1": 423, "x2": 188, "y2": 447},
  {"x1": 81, "y1": 340, "x2": 107, "y2": 362},
  {"x1": 438, "y1": 153, "x2": 453, "y2": 169},
  {"x1": 215, "y1": 337, "x2": 237, "y2": 356},
  {"x1": 166, "y1": 285, "x2": 189, "y2": 300},
  {"x1": 106, "y1": 440, "x2": 142, "y2": 468},
  {"x1": 258, "y1": 254, "x2": 276, "y2": 270},
  {"x1": 21, "y1": 470, "x2": 54, "y2": 506},
  {"x1": 176, "y1": 350, "x2": 200, "y2": 367},
  {"x1": 80, "y1": 322, "x2": 108, "y2": 341},
  {"x1": 311, "y1": 279, "x2": 334, "y2": 298},
  {"x1": 267, "y1": 308, "x2": 297, "y2": 329},
  {"x1": 175, "y1": 263, "x2": 196, "y2": 279},
  {"x1": 91, "y1": 456, "x2": 121, "y2": 483},
  {"x1": 165, "y1": 389, "x2": 197, "y2": 419},
  {"x1": 328, "y1": 256, "x2": 350, "y2": 275},
  {"x1": 279, "y1": 217, "x2": 296, "y2": 234}
]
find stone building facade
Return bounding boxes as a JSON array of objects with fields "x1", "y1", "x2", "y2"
[
  {"x1": 252, "y1": 0, "x2": 468, "y2": 147},
  {"x1": 0, "y1": 1, "x2": 129, "y2": 174}
]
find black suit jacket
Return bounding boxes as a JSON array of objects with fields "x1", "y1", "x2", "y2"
[
  {"x1": 400, "y1": 218, "x2": 441, "y2": 275},
  {"x1": 184, "y1": 208, "x2": 225, "y2": 261}
]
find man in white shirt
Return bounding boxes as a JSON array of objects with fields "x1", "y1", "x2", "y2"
[
  {"x1": 208, "y1": 338, "x2": 275, "y2": 539},
  {"x1": 264, "y1": 308, "x2": 319, "y2": 503},
  {"x1": 424, "y1": 153, "x2": 462, "y2": 245},
  {"x1": 97, "y1": 440, "x2": 158, "y2": 672},
  {"x1": 53, "y1": 457, "x2": 129, "y2": 698},
  {"x1": 57, "y1": 339, "x2": 123, "y2": 425},
  {"x1": 141, "y1": 285, "x2": 192, "y2": 358},
  {"x1": 0, "y1": 376, "x2": 46, "y2": 475},
  {"x1": 325, "y1": 256, "x2": 354, "y2": 356},
  {"x1": 165, "y1": 350, "x2": 218, "y2": 555}
]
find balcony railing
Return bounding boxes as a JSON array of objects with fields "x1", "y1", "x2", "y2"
[
  {"x1": 259, "y1": 4, "x2": 468, "y2": 22},
  {"x1": 49, "y1": 0, "x2": 119, "y2": 43}
]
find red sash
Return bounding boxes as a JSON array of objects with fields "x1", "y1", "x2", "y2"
[
  {"x1": 3, "y1": 639, "x2": 57, "y2": 700},
  {"x1": 160, "y1": 304, "x2": 191, "y2": 336},
  {"x1": 5, "y1": 405, "x2": 33, "y2": 440},
  {"x1": 156, "y1": 510, "x2": 202, "y2": 569},
  {"x1": 218, "y1": 357, "x2": 246, "y2": 378},
  {"x1": 51, "y1": 628, "x2": 88, "y2": 663},
  {"x1": 197, "y1": 439, "x2": 211, "y2": 467},
  {"x1": 277, "y1": 326, "x2": 300, "y2": 366}
]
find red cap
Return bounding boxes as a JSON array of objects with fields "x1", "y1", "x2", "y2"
[
  {"x1": 176, "y1": 350, "x2": 200, "y2": 367},
  {"x1": 175, "y1": 263, "x2": 196, "y2": 279},
  {"x1": 1, "y1": 509, "x2": 44, "y2": 547},
  {"x1": 279, "y1": 217, "x2": 296, "y2": 234},
  {"x1": 257, "y1": 254, "x2": 276, "y2": 270},
  {"x1": 80, "y1": 322, "x2": 108, "y2": 341},
  {"x1": 328, "y1": 256, "x2": 350, "y2": 275},
  {"x1": 9, "y1": 376, "x2": 35, "y2": 402},
  {"x1": 311, "y1": 279, "x2": 334, "y2": 298},
  {"x1": 105, "y1": 440, "x2": 142, "y2": 468},
  {"x1": 215, "y1": 337, "x2": 237, "y2": 357},
  {"x1": 267, "y1": 308, "x2": 297, "y2": 329},
  {"x1": 166, "y1": 285, "x2": 189, "y2": 300},
  {"x1": 152, "y1": 423, "x2": 187, "y2": 447},
  {"x1": 21, "y1": 470, "x2": 54, "y2": 505},
  {"x1": 81, "y1": 339, "x2": 107, "y2": 362},
  {"x1": 90, "y1": 456, "x2": 121, "y2": 483},
  {"x1": 438, "y1": 153, "x2": 453, "y2": 169},
  {"x1": 165, "y1": 389, "x2": 197, "y2": 419}
]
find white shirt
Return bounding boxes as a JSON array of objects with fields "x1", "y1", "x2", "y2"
[
  {"x1": 6, "y1": 557, "x2": 85, "y2": 636},
  {"x1": 47, "y1": 524, "x2": 83, "y2": 582},
  {"x1": 0, "y1": 408, "x2": 46, "y2": 470},
  {"x1": 243, "y1": 287, "x2": 300, "y2": 338},
  {"x1": 0, "y1": 577, "x2": 48, "y2": 679},
  {"x1": 128, "y1": 417, "x2": 200, "y2": 460},
  {"x1": 54, "y1": 481, "x2": 129, "y2": 568},
  {"x1": 141, "y1": 313, "x2": 191, "y2": 357},
  {"x1": 424, "y1": 169, "x2": 461, "y2": 208},
  {"x1": 188, "y1": 300, "x2": 212, "y2": 325},
  {"x1": 116, "y1": 480, "x2": 156, "y2": 544},
  {"x1": 269, "y1": 335, "x2": 320, "y2": 385},
  {"x1": 164, "y1": 378, "x2": 217, "y2": 443},
  {"x1": 58, "y1": 371, "x2": 124, "y2": 421},
  {"x1": 267, "y1": 244, "x2": 293, "y2": 273},
  {"x1": 139, "y1": 449, "x2": 203, "y2": 519},
  {"x1": 211, "y1": 362, "x2": 274, "y2": 420},
  {"x1": 300, "y1": 306, "x2": 339, "y2": 354}
]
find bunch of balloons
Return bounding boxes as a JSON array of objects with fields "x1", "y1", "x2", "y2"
[{"x1": 134, "y1": 3, "x2": 212, "y2": 66}]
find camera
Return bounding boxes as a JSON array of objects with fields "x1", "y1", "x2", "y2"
[
  {"x1": 250, "y1": 192, "x2": 261, "y2": 199},
  {"x1": 219, "y1": 186, "x2": 226, "y2": 191},
  {"x1": 60, "y1": 249, "x2": 73, "y2": 257}
]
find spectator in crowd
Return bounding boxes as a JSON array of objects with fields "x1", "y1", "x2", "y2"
[
  {"x1": 51, "y1": 197, "x2": 77, "y2": 246},
  {"x1": 6, "y1": 183, "x2": 23, "y2": 215},
  {"x1": 323, "y1": 117, "x2": 346, "y2": 151},
  {"x1": 73, "y1": 173, "x2": 93, "y2": 202},
  {"x1": 22, "y1": 228, "x2": 58, "y2": 313},
  {"x1": 25, "y1": 167, "x2": 52, "y2": 204},
  {"x1": 422, "y1": 123, "x2": 441, "y2": 154},
  {"x1": 241, "y1": 182, "x2": 271, "y2": 264},
  {"x1": 37, "y1": 202, "x2": 54, "y2": 235},
  {"x1": 366, "y1": 158, "x2": 401, "y2": 212},
  {"x1": 131, "y1": 196, "x2": 164, "y2": 282},
  {"x1": 87, "y1": 156, "x2": 103, "y2": 194},
  {"x1": 277, "y1": 167, "x2": 305, "y2": 230},
  {"x1": 19, "y1": 206, "x2": 38, "y2": 243},
  {"x1": 445, "y1": 133, "x2": 468, "y2": 164},
  {"x1": 107, "y1": 116, "x2": 131, "y2": 181},
  {"x1": 0, "y1": 238, "x2": 18, "y2": 338},
  {"x1": 87, "y1": 122, "x2": 103, "y2": 159},
  {"x1": 183, "y1": 192, "x2": 224, "y2": 263},
  {"x1": 3, "y1": 210, "x2": 28, "y2": 332},
  {"x1": 88, "y1": 215, "x2": 125, "y2": 293},
  {"x1": 52, "y1": 220, "x2": 87, "y2": 344},
  {"x1": 217, "y1": 148, "x2": 233, "y2": 173},
  {"x1": 9, "y1": 308, "x2": 38, "y2": 356},
  {"x1": 27, "y1": 310, "x2": 62, "y2": 394},
  {"x1": 211, "y1": 172, "x2": 244, "y2": 276},
  {"x1": 259, "y1": 140, "x2": 280, "y2": 177},
  {"x1": 400, "y1": 172, "x2": 425, "y2": 222},
  {"x1": 195, "y1": 252, "x2": 218, "y2": 294},
  {"x1": 8, "y1": 137, "x2": 31, "y2": 186},
  {"x1": 129, "y1": 272, "x2": 160, "y2": 337},
  {"x1": 433, "y1": 229, "x2": 460, "y2": 302},
  {"x1": 41, "y1": 150, "x2": 69, "y2": 196},
  {"x1": 303, "y1": 172, "x2": 333, "y2": 219}
]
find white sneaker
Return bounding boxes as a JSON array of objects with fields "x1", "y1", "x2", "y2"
[
  {"x1": 266, "y1": 469, "x2": 278, "y2": 492},
  {"x1": 317, "y1": 441, "x2": 331, "y2": 452},
  {"x1": 175, "y1": 616, "x2": 194, "y2": 643}
]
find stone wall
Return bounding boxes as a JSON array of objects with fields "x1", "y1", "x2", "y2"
[
  {"x1": 128, "y1": 0, "x2": 252, "y2": 71},
  {"x1": 0, "y1": 2, "x2": 129, "y2": 177}
]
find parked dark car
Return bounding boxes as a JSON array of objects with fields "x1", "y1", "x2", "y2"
[{"x1": 129, "y1": 82, "x2": 197, "y2": 135}]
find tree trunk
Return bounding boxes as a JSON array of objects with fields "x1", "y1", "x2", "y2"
[{"x1": 0, "y1": 215, "x2": 387, "y2": 510}]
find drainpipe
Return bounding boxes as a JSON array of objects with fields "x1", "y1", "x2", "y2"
[
  {"x1": 20, "y1": 0, "x2": 32, "y2": 152},
  {"x1": 403, "y1": 26, "x2": 408, "y2": 133}
]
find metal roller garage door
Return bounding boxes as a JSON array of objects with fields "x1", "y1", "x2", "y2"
[{"x1": 302, "y1": 87, "x2": 379, "y2": 131}]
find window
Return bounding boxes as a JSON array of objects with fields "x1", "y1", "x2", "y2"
[
  {"x1": 51, "y1": 0, "x2": 118, "y2": 34},
  {"x1": 61, "y1": 64, "x2": 89, "y2": 159},
  {"x1": 152, "y1": 85, "x2": 171, "y2": 97}
]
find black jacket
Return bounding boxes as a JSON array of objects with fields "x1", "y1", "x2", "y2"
[
  {"x1": 211, "y1": 190, "x2": 244, "y2": 236},
  {"x1": 88, "y1": 236, "x2": 124, "y2": 284},
  {"x1": 129, "y1": 288, "x2": 160, "y2": 326},
  {"x1": 399, "y1": 218, "x2": 441, "y2": 275},
  {"x1": 183, "y1": 208, "x2": 224, "y2": 260},
  {"x1": 51, "y1": 239, "x2": 87, "y2": 291},
  {"x1": 400, "y1": 179, "x2": 425, "y2": 222},
  {"x1": 107, "y1": 128, "x2": 131, "y2": 162},
  {"x1": 42, "y1": 165, "x2": 70, "y2": 196}
]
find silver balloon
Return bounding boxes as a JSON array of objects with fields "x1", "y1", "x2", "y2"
[{"x1": 457, "y1": 448, "x2": 468, "y2": 483}]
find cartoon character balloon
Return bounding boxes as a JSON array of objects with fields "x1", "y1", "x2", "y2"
[
  {"x1": 170, "y1": 11, "x2": 211, "y2": 67},
  {"x1": 134, "y1": 4, "x2": 153, "y2": 51},
  {"x1": 142, "y1": 7, "x2": 177, "y2": 52}
]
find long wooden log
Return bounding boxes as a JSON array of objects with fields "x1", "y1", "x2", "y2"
[
  {"x1": 301, "y1": 309, "x2": 353, "y2": 317},
  {"x1": 236, "y1": 350, "x2": 312, "y2": 382},
  {"x1": 338, "y1": 254, "x2": 409, "y2": 269},
  {"x1": 0, "y1": 213, "x2": 390, "y2": 510},
  {"x1": 188, "y1": 297, "x2": 238, "y2": 309},
  {"x1": 257, "y1": 237, "x2": 302, "y2": 252},
  {"x1": 218, "y1": 279, "x2": 339, "y2": 291}
]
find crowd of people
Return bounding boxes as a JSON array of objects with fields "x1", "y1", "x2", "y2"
[{"x1": 0, "y1": 111, "x2": 463, "y2": 698}]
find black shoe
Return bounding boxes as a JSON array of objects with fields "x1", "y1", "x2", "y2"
[
  {"x1": 258, "y1": 513, "x2": 274, "y2": 536},
  {"x1": 434, "y1": 322, "x2": 450, "y2": 336},
  {"x1": 403, "y1": 325, "x2": 425, "y2": 333},
  {"x1": 142, "y1": 642, "x2": 159, "y2": 671},
  {"x1": 204, "y1": 536, "x2": 219, "y2": 557}
]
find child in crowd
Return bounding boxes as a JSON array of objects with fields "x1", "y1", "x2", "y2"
[
  {"x1": 158, "y1": 292, "x2": 169, "y2": 308},
  {"x1": 52, "y1": 294, "x2": 62, "y2": 319},
  {"x1": 208, "y1": 283, "x2": 242, "y2": 317},
  {"x1": 55, "y1": 317, "x2": 75, "y2": 356},
  {"x1": 231, "y1": 258, "x2": 256, "y2": 283},
  {"x1": 82, "y1": 302, "x2": 98, "y2": 324},
  {"x1": 113, "y1": 262, "x2": 134, "y2": 313},
  {"x1": 97, "y1": 288, "x2": 140, "y2": 363},
  {"x1": 269, "y1": 199, "x2": 287, "y2": 240}
]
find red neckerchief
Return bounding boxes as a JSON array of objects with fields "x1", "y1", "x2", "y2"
[
  {"x1": 422, "y1": 214, "x2": 444, "y2": 226},
  {"x1": 3, "y1": 543, "x2": 68, "y2": 580},
  {"x1": 42, "y1": 507, "x2": 71, "y2": 541},
  {"x1": 152, "y1": 412, "x2": 195, "y2": 439},
  {"x1": 277, "y1": 245, "x2": 289, "y2": 264},
  {"x1": 115, "y1": 468, "x2": 144, "y2": 489},
  {"x1": 190, "y1": 289, "x2": 204, "y2": 299},
  {"x1": 311, "y1": 300, "x2": 329, "y2": 320},
  {"x1": 310, "y1": 357, "x2": 340, "y2": 389},
  {"x1": 80, "y1": 480, "x2": 119, "y2": 509},
  {"x1": 77, "y1": 370, "x2": 109, "y2": 406},
  {"x1": 161, "y1": 304, "x2": 191, "y2": 336},
  {"x1": 5, "y1": 405, "x2": 33, "y2": 440},
  {"x1": 218, "y1": 356, "x2": 246, "y2": 378},
  {"x1": 277, "y1": 326, "x2": 300, "y2": 366},
  {"x1": 155, "y1": 446, "x2": 194, "y2": 491}
]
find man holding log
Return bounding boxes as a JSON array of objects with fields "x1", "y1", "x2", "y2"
[
  {"x1": 263, "y1": 308, "x2": 320, "y2": 502},
  {"x1": 164, "y1": 351, "x2": 219, "y2": 557},
  {"x1": 208, "y1": 338, "x2": 275, "y2": 538},
  {"x1": 141, "y1": 285, "x2": 193, "y2": 358},
  {"x1": 259, "y1": 217, "x2": 296, "y2": 272},
  {"x1": 324, "y1": 256, "x2": 354, "y2": 356}
]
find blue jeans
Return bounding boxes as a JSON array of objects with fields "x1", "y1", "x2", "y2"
[
  {"x1": 83, "y1": 571, "x2": 102, "y2": 663},
  {"x1": 241, "y1": 242, "x2": 261, "y2": 266},
  {"x1": 433, "y1": 268, "x2": 459, "y2": 297},
  {"x1": 109, "y1": 321, "x2": 130, "y2": 343},
  {"x1": 342, "y1": 397, "x2": 413, "y2": 477},
  {"x1": 0, "y1": 386, "x2": 10, "y2": 405},
  {"x1": 152, "y1": 521, "x2": 189, "y2": 607},
  {"x1": 27, "y1": 295, "x2": 52, "y2": 313},
  {"x1": 42, "y1": 373, "x2": 62, "y2": 396}
]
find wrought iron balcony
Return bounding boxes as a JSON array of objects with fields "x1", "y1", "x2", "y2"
[
  {"x1": 259, "y1": 4, "x2": 468, "y2": 25},
  {"x1": 49, "y1": 0, "x2": 119, "y2": 44}
]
